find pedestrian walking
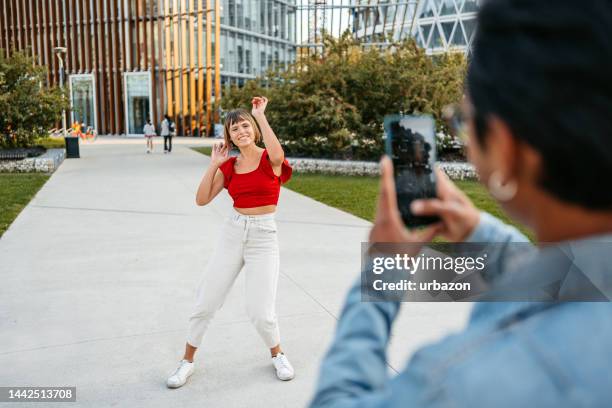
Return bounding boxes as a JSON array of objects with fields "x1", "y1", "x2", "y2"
[
  {"x1": 161, "y1": 115, "x2": 173, "y2": 154},
  {"x1": 143, "y1": 119, "x2": 156, "y2": 153},
  {"x1": 166, "y1": 96, "x2": 295, "y2": 388}
]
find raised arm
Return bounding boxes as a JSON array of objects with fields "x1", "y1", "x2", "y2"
[
  {"x1": 195, "y1": 143, "x2": 229, "y2": 206},
  {"x1": 251, "y1": 96, "x2": 285, "y2": 166}
]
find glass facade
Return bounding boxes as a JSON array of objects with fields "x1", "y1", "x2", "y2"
[
  {"x1": 219, "y1": 0, "x2": 296, "y2": 86},
  {"x1": 70, "y1": 75, "x2": 97, "y2": 131},
  {"x1": 352, "y1": 0, "x2": 480, "y2": 54},
  {"x1": 124, "y1": 73, "x2": 151, "y2": 136},
  {"x1": 415, "y1": 0, "x2": 480, "y2": 53}
]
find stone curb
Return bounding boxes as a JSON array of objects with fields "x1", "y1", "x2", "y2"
[
  {"x1": 0, "y1": 148, "x2": 66, "y2": 173},
  {"x1": 286, "y1": 157, "x2": 477, "y2": 180}
]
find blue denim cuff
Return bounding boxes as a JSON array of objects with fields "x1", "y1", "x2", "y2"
[{"x1": 466, "y1": 212, "x2": 530, "y2": 243}]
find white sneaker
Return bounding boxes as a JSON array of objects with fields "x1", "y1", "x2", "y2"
[
  {"x1": 166, "y1": 360, "x2": 194, "y2": 389},
  {"x1": 272, "y1": 353, "x2": 295, "y2": 381}
]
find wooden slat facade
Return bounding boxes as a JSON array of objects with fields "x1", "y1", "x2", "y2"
[{"x1": 0, "y1": 0, "x2": 228, "y2": 136}]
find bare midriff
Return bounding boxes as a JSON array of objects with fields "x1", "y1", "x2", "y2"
[{"x1": 234, "y1": 205, "x2": 277, "y2": 215}]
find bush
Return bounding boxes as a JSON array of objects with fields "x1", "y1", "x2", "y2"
[
  {"x1": 0, "y1": 50, "x2": 69, "y2": 149},
  {"x1": 221, "y1": 32, "x2": 466, "y2": 160}
]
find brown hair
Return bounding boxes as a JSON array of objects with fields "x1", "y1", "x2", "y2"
[{"x1": 223, "y1": 109, "x2": 262, "y2": 148}]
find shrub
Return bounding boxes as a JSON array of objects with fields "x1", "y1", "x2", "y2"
[
  {"x1": 0, "y1": 50, "x2": 69, "y2": 149},
  {"x1": 221, "y1": 32, "x2": 466, "y2": 160}
]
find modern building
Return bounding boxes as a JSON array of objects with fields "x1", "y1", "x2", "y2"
[
  {"x1": 352, "y1": 0, "x2": 479, "y2": 54},
  {"x1": 0, "y1": 0, "x2": 297, "y2": 136}
]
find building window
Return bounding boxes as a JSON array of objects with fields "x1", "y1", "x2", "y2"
[
  {"x1": 261, "y1": 51, "x2": 266, "y2": 72},
  {"x1": 260, "y1": 1, "x2": 266, "y2": 35},
  {"x1": 245, "y1": 49, "x2": 252, "y2": 74},
  {"x1": 439, "y1": 0, "x2": 457, "y2": 16},
  {"x1": 70, "y1": 74, "x2": 97, "y2": 131},
  {"x1": 124, "y1": 72, "x2": 151, "y2": 135},
  {"x1": 237, "y1": 0, "x2": 244, "y2": 28},
  {"x1": 237, "y1": 45, "x2": 243, "y2": 73},
  {"x1": 267, "y1": 0, "x2": 273, "y2": 36},
  {"x1": 229, "y1": 0, "x2": 236, "y2": 26},
  {"x1": 462, "y1": 0, "x2": 479, "y2": 13},
  {"x1": 280, "y1": 4, "x2": 286, "y2": 39}
]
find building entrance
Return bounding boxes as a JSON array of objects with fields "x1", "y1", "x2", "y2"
[
  {"x1": 124, "y1": 72, "x2": 152, "y2": 136},
  {"x1": 69, "y1": 74, "x2": 97, "y2": 132}
]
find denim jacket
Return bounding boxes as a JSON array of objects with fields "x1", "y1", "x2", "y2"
[{"x1": 310, "y1": 213, "x2": 612, "y2": 408}]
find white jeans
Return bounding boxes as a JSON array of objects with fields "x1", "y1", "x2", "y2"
[{"x1": 187, "y1": 209, "x2": 281, "y2": 348}]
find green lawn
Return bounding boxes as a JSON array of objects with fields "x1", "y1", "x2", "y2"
[
  {"x1": 0, "y1": 173, "x2": 50, "y2": 237},
  {"x1": 192, "y1": 146, "x2": 212, "y2": 156},
  {"x1": 284, "y1": 174, "x2": 533, "y2": 240},
  {"x1": 285, "y1": 174, "x2": 380, "y2": 221},
  {"x1": 191, "y1": 146, "x2": 533, "y2": 239}
]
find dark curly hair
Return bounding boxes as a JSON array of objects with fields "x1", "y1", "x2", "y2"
[{"x1": 467, "y1": 0, "x2": 612, "y2": 209}]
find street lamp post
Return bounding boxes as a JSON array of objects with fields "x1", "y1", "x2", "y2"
[{"x1": 53, "y1": 47, "x2": 67, "y2": 137}]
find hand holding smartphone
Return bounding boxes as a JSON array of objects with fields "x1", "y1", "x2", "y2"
[{"x1": 384, "y1": 115, "x2": 439, "y2": 228}]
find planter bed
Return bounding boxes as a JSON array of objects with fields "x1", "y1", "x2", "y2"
[
  {"x1": 287, "y1": 157, "x2": 477, "y2": 180},
  {"x1": 0, "y1": 148, "x2": 65, "y2": 173}
]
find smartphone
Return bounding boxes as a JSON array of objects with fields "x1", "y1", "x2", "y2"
[{"x1": 384, "y1": 114, "x2": 439, "y2": 228}]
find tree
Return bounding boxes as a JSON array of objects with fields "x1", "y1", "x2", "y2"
[
  {"x1": 0, "y1": 50, "x2": 69, "y2": 148},
  {"x1": 221, "y1": 33, "x2": 466, "y2": 160}
]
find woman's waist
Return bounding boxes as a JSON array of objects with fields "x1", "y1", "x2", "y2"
[{"x1": 230, "y1": 206, "x2": 276, "y2": 219}]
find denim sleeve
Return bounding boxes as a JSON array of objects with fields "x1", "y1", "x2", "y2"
[
  {"x1": 310, "y1": 278, "x2": 466, "y2": 408},
  {"x1": 466, "y1": 211, "x2": 530, "y2": 244},
  {"x1": 308, "y1": 214, "x2": 533, "y2": 408},
  {"x1": 309, "y1": 286, "x2": 572, "y2": 408},
  {"x1": 465, "y1": 212, "x2": 533, "y2": 283},
  {"x1": 309, "y1": 279, "x2": 401, "y2": 408}
]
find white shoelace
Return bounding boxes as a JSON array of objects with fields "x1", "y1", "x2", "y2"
[
  {"x1": 173, "y1": 361, "x2": 191, "y2": 377},
  {"x1": 275, "y1": 354, "x2": 291, "y2": 370}
]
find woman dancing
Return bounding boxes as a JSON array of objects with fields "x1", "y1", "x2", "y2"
[{"x1": 167, "y1": 96, "x2": 295, "y2": 388}]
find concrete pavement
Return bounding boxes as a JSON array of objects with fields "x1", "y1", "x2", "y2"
[{"x1": 0, "y1": 139, "x2": 471, "y2": 407}]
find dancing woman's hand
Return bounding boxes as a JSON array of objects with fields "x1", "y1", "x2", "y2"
[
  {"x1": 250, "y1": 96, "x2": 284, "y2": 167},
  {"x1": 196, "y1": 143, "x2": 228, "y2": 206},
  {"x1": 210, "y1": 142, "x2": 230, "y2": 167},
  {"x1": 251, "y1": 96, "x2": 268, "y2": 119}
]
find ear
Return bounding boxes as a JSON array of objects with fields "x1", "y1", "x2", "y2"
[
  {"x1": 487, "y1": 116, "x2": 543, "y2": 185},
  {"x1": 485, "y1": 116, "x2": 521, "y2": 182}
]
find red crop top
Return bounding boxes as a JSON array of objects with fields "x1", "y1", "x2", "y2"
[{"x1": 218, "y1": 149, "x2": 292, "y2": 208}]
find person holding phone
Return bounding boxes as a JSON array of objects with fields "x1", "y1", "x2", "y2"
[
  {"x1": 310, "y1": 0, "x2": 612, "y2": 406},
  {"x1": 166, "y1": 96, "x2": 295, "y2": 389}
]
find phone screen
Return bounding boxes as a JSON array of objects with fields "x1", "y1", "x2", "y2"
[{"x1": 384, "y1": 115, "x2": 439, "y2": 228}]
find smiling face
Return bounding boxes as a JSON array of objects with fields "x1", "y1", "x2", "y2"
[
  {"x1": 229, "y1": 119, "x2": 255, "y2": 147},
  {"x1": 223, "y1": 109, "x2": 261, "y2": 150}
]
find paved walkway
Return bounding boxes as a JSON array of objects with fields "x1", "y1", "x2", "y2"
[{"x1": 0, "y1": 140, "x2": 471, "y2": 407}]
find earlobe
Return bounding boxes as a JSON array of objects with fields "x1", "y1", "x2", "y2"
[
  {"x1": 487, "y1": 116, "x2": 521, "y2": 182},
  {"x1": 488, "y1": 171, "x2": 518, "y2": 202}
]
